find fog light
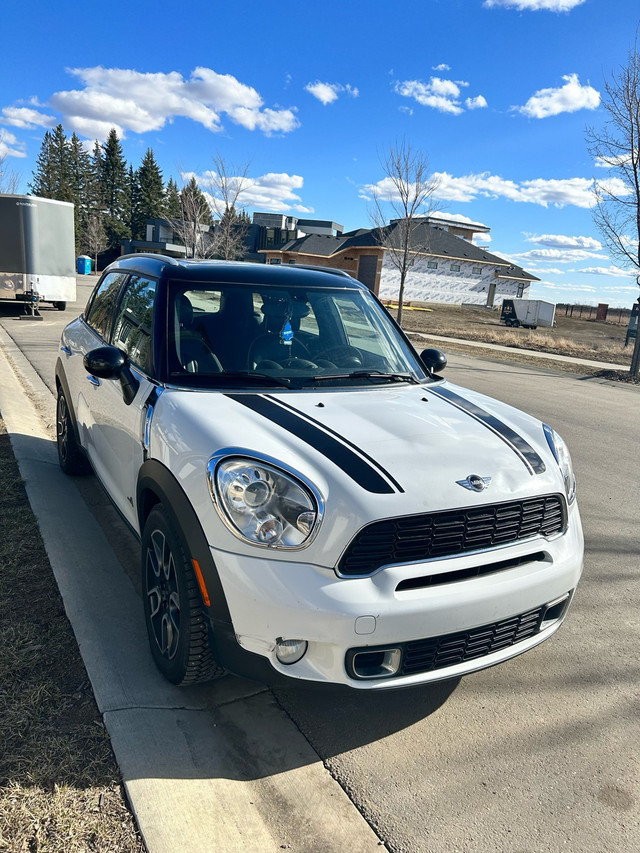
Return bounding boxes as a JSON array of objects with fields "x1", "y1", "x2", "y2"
[
  {"x1": 275, "y1": 638, "x2": 308, "y2": 665},
  {"x1": 351, "y1": 648, "x2": 402, "y2": 679}
]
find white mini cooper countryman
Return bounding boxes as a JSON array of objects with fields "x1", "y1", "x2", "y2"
[{"x1": 55, "y1": 255, "x2": 583, "y2": 690}]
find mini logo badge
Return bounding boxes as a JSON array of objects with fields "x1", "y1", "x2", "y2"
[{"x1": 456, "y1": 474, "x2": 491, "y2": 492}]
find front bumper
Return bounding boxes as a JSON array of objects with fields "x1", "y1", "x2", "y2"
[{"x1": 212, "y1": 509, "x2": 583, "y2": 689}]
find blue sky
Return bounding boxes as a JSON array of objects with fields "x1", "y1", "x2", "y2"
[{"x1": 1, "y1": 0, "x2": 639, "y2": 307}]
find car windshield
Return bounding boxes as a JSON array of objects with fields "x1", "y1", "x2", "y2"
[{"x1": 166, "y1": 279, "x2": 429, "y2": 389}]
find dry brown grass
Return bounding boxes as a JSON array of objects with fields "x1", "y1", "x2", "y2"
[
  {"x1": 383, "y1": 301, "x2": 633, "y2": 367},
  {"x1": 0, "y1": 423, "x2": 144, "y2": 853}
]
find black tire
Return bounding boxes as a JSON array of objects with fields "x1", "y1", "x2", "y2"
[
  {"x1": 55, "y1": 301, "x2": 67, "y2": 311},
  {"x1": 142, "y1": 504, "x2": 224, "y2": 685},
  {"x1": 56, "y1": 389, "x2": 90, "y2": 475}
]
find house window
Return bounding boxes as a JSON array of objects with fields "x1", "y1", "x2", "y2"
[
  {"x1": 427, "y1": 260, "x2": 438, "y2": 269},
  {"x1": 288, "y1": 259, "x2": 296, "y2": 264},
  {"x1": 450, "y1": 263, "x2": 461, "y2": 272},
  {"x1": 472, "y1": 266, "x2": 482, "y2": 275},
  {"x1": 268, "y1": 258, "x2": 281, "y2": 265}
]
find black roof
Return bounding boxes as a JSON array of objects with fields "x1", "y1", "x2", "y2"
[
  {"x1": 108, "y1": 254, "x2": 368, "y2": 290},
  {"x1": 271, "y1": 221, "x2": 539, "y2": 282}
]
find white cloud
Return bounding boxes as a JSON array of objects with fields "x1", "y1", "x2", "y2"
[
  {"x1": 516, "y1": 73, "x2": 599, "y2": 118},
  {"x1": 465, "y1": 95, "x2": 488, "y2": 110},
  {"x1": 394, "y1": 78, "x2": 466, "y2": 115},
  {"x1": 1, "y1": 106, "x2": 56, "y2": 129},
  {"x1": 305, "y1": 81, "x2": 359, "y2": 105},
  {"x1": 0, "y1": 129, "x2": 26, "y2": 158},
  {"x1": 580, "y1": 266, "x2": 636, "y2": 277},
  {"x1": 189, "y1": 170, "x2": 313, "y2": 214},
  {"x1": 432, "y1": 64, "x2": 451, "y2": 72},
  {"x1": 539, "y1": 281, "x2": 597, "y2": 293},
  {"x1": 525, "y1": 232, "x2": 602, "y2": 250},
  {"x1": 432, "y1": 171, "x2": 629, "y2": 208},
  {"x1": 41, "y1": 66, "x2": 299, "y2": 141},
  {"x1": 484, "y1": 0, "x2": 586, "y2": 10},
  {"x1": 512, "y1": 248, "x2": 609, "y2": 263}
]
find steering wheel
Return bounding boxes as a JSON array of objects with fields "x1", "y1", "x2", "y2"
[
  {"x1": 281, "y1": 357, "x2": 319, "y2": 370},
  {"x1": 319, "y1": 346, "x2": 363, "y2": 367}
]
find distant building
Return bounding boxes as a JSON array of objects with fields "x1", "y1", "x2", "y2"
[
  {"x1": 263, "y1": 215, "x2": 539, "y2": 307},
  {"x1": 122, "y1": 213, "x2": 538, "y2": 307}
]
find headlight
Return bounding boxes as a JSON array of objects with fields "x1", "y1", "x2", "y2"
[
  {"x1": 208, "y1": 456, "x2": 321, "y2": 548},
  {"x1": 543, "y1": 425, "x2": 576, "y2": 505}
]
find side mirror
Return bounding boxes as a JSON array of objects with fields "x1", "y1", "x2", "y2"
[
  {"x1": 420, "y1": 347, "x2": 447, "y2": 374},
  {"x1": 84, "y1": 346, "x2": 140, "y2": 405}
]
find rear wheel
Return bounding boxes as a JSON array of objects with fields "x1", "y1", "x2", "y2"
[
  {"x1": 56, "y1": 389, "x2": 90, "y2": 475},
  {"x1": 142, "y1": 504, "x2": 224, "y2": 685}
]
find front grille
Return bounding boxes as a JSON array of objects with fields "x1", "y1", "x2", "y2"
[
  {"x1": 337, "y1": 494, "x2": 566, "y2": 577},
  {"x1": 346, "y1": 604, "x2": 549, "y2": 680},
  {"x1": 401, "y1": 606, "x2": 544, "y2": 675}
]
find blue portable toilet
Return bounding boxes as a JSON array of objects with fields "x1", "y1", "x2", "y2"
[{"x1": 77, "y1": 255, "x2": 92, "y2": 275}]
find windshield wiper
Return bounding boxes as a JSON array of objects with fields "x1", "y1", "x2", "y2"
[
  {"x1": 311, "y1": 370, "x2": 420, "y2": 385},
  {"x1": 213, "y1": 370, "x2": 294, "y2": 388}
]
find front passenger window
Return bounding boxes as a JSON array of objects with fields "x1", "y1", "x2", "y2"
[
  {"x1": 111, "y1": 276, "x2": 157, "y2": 374},
  {"x1": 85, "y1": 273, "x2": 128, "y2": 340}
]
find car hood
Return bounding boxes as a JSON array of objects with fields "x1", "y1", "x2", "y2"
[{"x1": 153, "y1": 379, "x2": 563, "y2": 523}]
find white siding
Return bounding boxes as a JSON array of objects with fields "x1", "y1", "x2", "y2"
[{"x1": 378, "y1": 254, "x2": 530, "y2": 305}]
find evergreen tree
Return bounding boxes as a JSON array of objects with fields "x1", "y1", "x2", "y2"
[
  {"x1": 181, "y1": 176, "x2": 213, "y2": 226},
  {"x1": 67, "y1": 133, "x2": 91, "y2": 253},
  {"x1": 172, "y1": 177, "x2": 214, "y2": 257},
  {"x1": 165, "y1": 177, "x2": 182, "y2": 220},
  {"x1": 99, "y1": 128, "x2": 131, "y2": 250},
  {"x1": 133, "y1": 149, "x2": 166, "y2": 239},
  {"x1": 29, "y1": 125, "x2": 73, "y2": 200},
  {"x1": 29, "y1": 130, "x2": 55, "y2": 197},
  {"x1": 127, "y1": 164, "x2": 138, "y2": 240}
]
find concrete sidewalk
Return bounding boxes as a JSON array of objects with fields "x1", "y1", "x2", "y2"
[
  {"x1": 406, "y1": 330, "x2": 632, "y2": 372},
  {"x1": 0, "y1": 327, "x2": 383, "y2": 852}
]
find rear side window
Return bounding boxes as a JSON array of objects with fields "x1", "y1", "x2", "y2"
[
  {"x1": 111, "y1": 276, "x2": 157, "y2": 373},
  {"x1": 85, "y1": 272, "x2": 128, "y2": 340}
]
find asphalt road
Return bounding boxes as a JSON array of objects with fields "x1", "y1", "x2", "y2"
[{"x1": 1, "y1": 281, "x2": 638, "y2": 853}]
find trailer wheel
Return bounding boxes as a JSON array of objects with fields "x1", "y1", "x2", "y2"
[{"x1": 55, "y1": 301, "x2": 67, "y2": 311}]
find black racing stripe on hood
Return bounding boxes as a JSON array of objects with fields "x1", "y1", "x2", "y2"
[
  {"x1": 264, "y1": 394, "x2": 405, "y2": 494},
  {"x1": 428, "y1": 385, "x2": 546, "y2": 475},
  {"x1": 225, "y1": 394, "x2": 397, "y2": 494}
]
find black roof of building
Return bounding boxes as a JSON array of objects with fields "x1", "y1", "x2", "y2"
[{"x1": 271, "y1": 220, "x2": 539, "y2": 282}]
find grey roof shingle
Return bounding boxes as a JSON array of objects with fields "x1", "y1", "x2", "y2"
[{"x1": 269, "y1": 221, "x2": 539, "y2": 282}]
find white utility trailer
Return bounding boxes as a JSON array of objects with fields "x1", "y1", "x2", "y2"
[
  {"x1": 0, "y1": 194, "x2": 76, "y2": 311},
  {"x1": 501, "y1": 298, "x2": 555, "y2": 329}
]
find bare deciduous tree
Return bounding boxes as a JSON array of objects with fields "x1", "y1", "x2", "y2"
[
  {"x1": 369, "y1": 139, "x2": 439, "y2": 326},
  {"x1": 206, "y1": 155, "x2": 251, "y2": 261},
  {"x1": 84, "y1": 214, "x2": 107, "y2": 272},
  {"x1": 0, "y1": 154, "x2": 21, "y2": 194},
  {"x1": 172, "y1": 176, "x2": 214, "y2": 259},
  {"x1": 587, "y1": 36, "x2": 640, "y2": 376}
]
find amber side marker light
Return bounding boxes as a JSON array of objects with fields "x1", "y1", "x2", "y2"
[{"x1": 192, "y1": 559, "x2": 211, "y2": 607}]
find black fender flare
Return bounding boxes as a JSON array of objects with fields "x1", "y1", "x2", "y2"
[
  {"x1": 55, "y1": 357, "x2": 84, "y2": 449},
  {"x1": 137, "y1": 459, "x2": 232, "y2": 628}
]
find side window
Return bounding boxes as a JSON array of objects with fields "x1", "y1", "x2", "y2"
[
  {"x1": 85, "y1": 273, "x2": 128, "y2": 340},
  {"x1": 111, "y1": 276, "x2": 157, "y2": 372}
]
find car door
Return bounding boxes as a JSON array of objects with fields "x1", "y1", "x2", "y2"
[{"x1": 82, "y1": 274, "x2": 157, "y2": 529}]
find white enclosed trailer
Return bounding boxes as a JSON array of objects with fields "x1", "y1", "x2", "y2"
[
  {"x1": 501, "y1": 298, "x2": 555, "y2": 329},
  {"x1": 0, "y1": 194, "x2": 76, "y2": 310}
]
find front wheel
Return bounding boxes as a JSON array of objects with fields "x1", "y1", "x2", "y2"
[
  {"x1": 142, "y1": 505, "x2": 224, "y2": 685},
  {"x1": 56, "y1": 389, "x2": 90, "y2": 475}
]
